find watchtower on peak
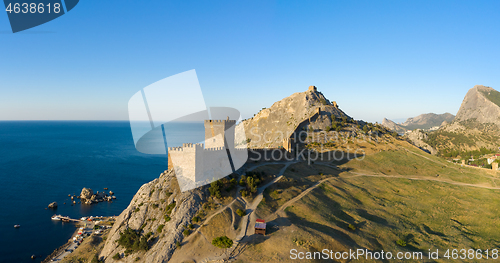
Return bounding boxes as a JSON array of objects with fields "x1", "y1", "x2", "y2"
[{"x1": 308, "y1": 86, "x2": 317, "y2": 92}]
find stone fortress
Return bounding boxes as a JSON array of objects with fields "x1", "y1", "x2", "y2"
[
  {"x1": 168, "y1": 86, "x2": 349, "y2": 191},
  {"x1": 167, "y1": 117, "x2": 246, "y2": 191}
]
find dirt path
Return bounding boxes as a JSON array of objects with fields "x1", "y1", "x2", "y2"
[
  {"x1": 275, "y1": 177, "x2": 331, "y2": 215},
  {"x1": 236, "y1": 162, "x2": 295, "y2": 241},
  {"x1": 179, "y1": 161, "x2": 296, "y2": 263}
]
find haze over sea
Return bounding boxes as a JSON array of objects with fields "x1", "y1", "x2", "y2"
[{"x1": 0, "y1": 121, "x2": 204, "y2": 263}]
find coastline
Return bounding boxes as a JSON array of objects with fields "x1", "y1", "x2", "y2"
[{"x1": 43, "y1": 216, "x2": 115, "y2": 262}]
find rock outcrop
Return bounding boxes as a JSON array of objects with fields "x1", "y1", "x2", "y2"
[
  {"x1": 48, "y1": 202, "x2": 58, "y2": 209},
  {"x1": 404, "y1": 129, "x2": 437, "y2": 155},
  {"x1": 237, "y1": 86, "x2": 351, "y2": 148},
  {"x1": 80, "y1": 188, "x2": 93, "y2": 200},
  {"x1": 80, "y1": 187, "x2": 115, "y2": 205},
  {"x1": 98, "y1": 169, "x2": 207, "y2": 262}
]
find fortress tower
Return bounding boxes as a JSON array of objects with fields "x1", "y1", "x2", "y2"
[
  {"x1": 204, "y1": 117, "x2": 236, "y2": 149},
  {"x1": 168, "y1": 118, "x2": 240, "y2": 191}
]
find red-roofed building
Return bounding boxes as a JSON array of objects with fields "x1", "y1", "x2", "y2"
[{"x1": 255, "y1": 219, "x2": 266, "y2": 235}]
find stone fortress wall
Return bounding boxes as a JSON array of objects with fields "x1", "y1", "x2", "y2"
[{"x1": 168, "y1": 119, "x2": 236, "y2": 187}]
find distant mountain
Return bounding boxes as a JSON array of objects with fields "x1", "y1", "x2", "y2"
[
  {"x1": 381, "y1": 118, "x2": 407, "y2": 133},
  {"x1": 381, "y1": 113, "x2": 455, "y2": 132},
  {"x1": 402, "y1": 113, "x2": 455, "y2": 130}
]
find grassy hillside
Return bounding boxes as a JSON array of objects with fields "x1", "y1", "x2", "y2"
[
  {"x1": 236, "y1": 139, "x2": 500, "y2": 262},
  {"x1": 239, "y1": 177, "x2": 500, "y2": 263}
]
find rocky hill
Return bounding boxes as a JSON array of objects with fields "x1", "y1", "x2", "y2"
[
  {"x1": 238, "y1": 86, "x2": 351, "y2": 148},
  {"x1": 98, "y1": 170, "x2": 208, "y2": 262},
  {"x1": 382, "y1": 113, "x2": 455, "y2": 132},
  {"x1": 424, "y1": 85, "x2": 500, "y2": 156},
  {"x1": 454, "y1": 85, "x2": 500, "y2": 126}
]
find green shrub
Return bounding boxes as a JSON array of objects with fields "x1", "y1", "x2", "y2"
[
  {"x1": 396, "y1": 239, "x2": 407, "y2": 247},
  {"x1": 112, "y1": 253, "x2": 121, "y2": 260},
  {"x1": 116, "y1": 228, "x2": 150, "y2": 252},
  {"x1": 209, "y1": 180, "x2": 222, "y2": 199},
  {"x1": 239, "y1": 176, "x2": 246, "y2": 186},
  {"x1": 164, "y1": 215, "x2": 171, "y2": 222},
  {"x1": 188, "y1": 224, "x2": 194, "y2": 230},
  {"x1": 212, "y1": 236, "x2": 233, "y2": 249},
  {"x1": 183, "y1": 229, "x2": 191, "y2": 236},
  {"x1": 176, "y1": 241, "x2": 181, "y2": 248},
  {"x1": 165, "y1": 202, "x2": 176, "y2": 215},
  {"x1": 236, "y1": 209, "x2": 246, "y2": 217},
  {"x1": 192, "y1": 216, "x2": 200, "y2": 223},
  {"x1": 91, "y1": 253, "x2": 101, "y2": 263},
  {"x1": 348, "y1": 224, "x2": 356, "y2": 231},
  {"x1": 230, "y1": 178, "x2": 237, "y2": 186},
  {"x1": 157, "y1": 224, "x2": 164, "y2": 233}
]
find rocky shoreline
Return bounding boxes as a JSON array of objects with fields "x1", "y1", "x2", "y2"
[{"x1": 79, "y1": 187, "x2": 116, "y2": 205}]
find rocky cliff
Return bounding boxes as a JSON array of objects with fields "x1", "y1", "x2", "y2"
[
  {"x1": 454, "y1": 85, "x2": 500, "y2": 126},
  {"x1": 405, "y1": 129, "x2": 437, "y2": 155},
  {"x1": 237, "y1": 86, "x2": 351, "y2": 148},
  {"x1": 98, "y1": 170, "x2": 208, "y2": 262}
]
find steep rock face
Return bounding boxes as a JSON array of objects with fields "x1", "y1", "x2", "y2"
[
  {"x1": 238, "y1": 86, "x2": 350, "y2": 148},
  {"x1": 404, "y1": 130, "x2": 437, "y2": 155},
  {"x1": 99, "y1": 170, "x2": 208, "y2": 263},
  {"x1": 454, "y1": 85, "x2": 500, "y2": 126}
]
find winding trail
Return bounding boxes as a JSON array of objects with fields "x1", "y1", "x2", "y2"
[
  {"x1": 235, "y1": 162, "x2": 295, "y2": 242},
  {"x1": 184, "y1": 161, "x2": 296, "y2": 244}
]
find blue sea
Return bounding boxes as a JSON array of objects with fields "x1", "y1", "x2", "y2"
[{"x1": 0, "y1": 121, "x2": 205, "y2": 263}]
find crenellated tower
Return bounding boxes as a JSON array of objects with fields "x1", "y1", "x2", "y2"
[{"x1": 204, "y1": 117, "x2": 236, "y2": 149}]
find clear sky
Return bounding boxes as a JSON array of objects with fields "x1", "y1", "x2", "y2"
[{"x1": 1, "y1": 0, "x2": 499, "y2": 122}]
